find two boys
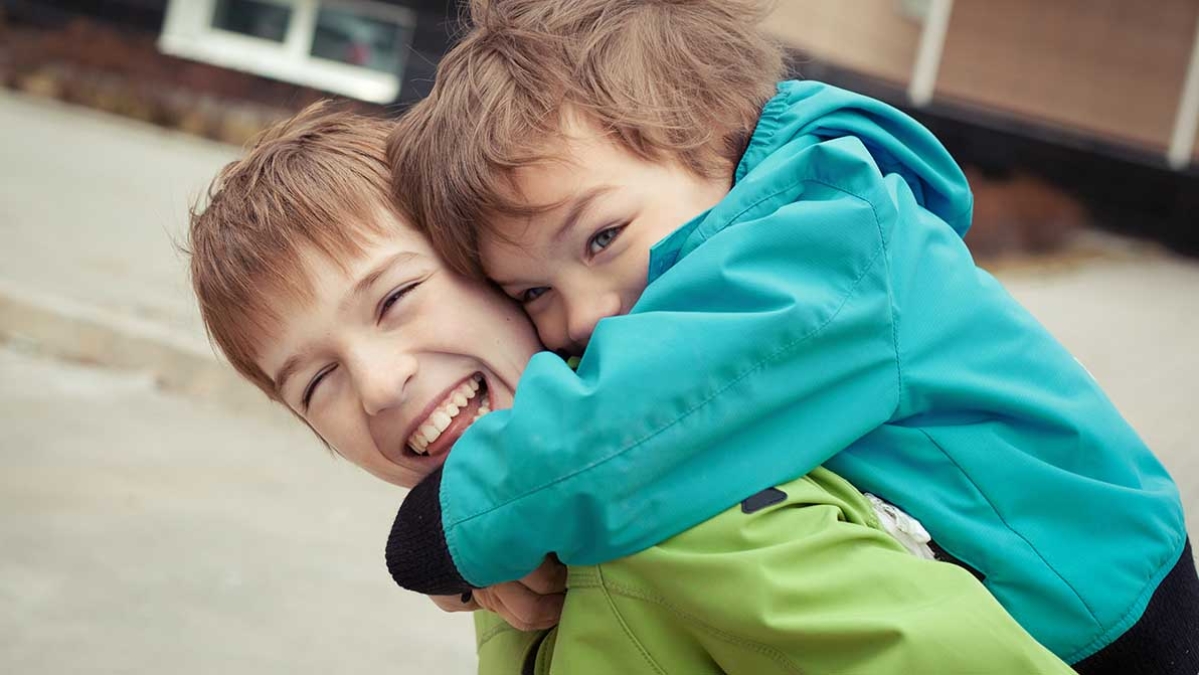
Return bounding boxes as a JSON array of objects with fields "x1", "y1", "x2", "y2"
[
  {"x1": 383, "y1": 0, "x2": 1196, "y2": 672},
  {"x1": 186, "y1": 89, "x2": 1073, "y2": 675},
  {"x1": 189, "y1": 0, "x2": 1197, "y2": 672}
]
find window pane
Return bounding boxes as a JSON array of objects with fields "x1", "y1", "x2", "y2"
[
  {"x1": 311, "y1": 7, "x2": 410, "y2": 75},
  {"x1": 212, "y1": 0, "x2": 293, "y2": 43}
]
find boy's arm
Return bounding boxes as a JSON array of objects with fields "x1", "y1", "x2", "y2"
[
  {"x1": 389, "y1": 138, "x2": 909, "y2": 594},
  {"x1": 388, "y1": 82, "x2": 971, "y2": 594}
]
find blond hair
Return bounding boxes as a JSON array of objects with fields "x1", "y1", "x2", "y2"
[
  {"x1": 187, "y1": 102, "x2": 400, "y2": 398},
  {"x1": 390, "y1": 0, "x2": 785, "y2": 276}
]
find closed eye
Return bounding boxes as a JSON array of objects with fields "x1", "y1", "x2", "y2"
[
  {"x1": 301, "y1": 364, "x2": 336, "y2": 411},
  {"x1": 377, "y1": 282, "x2": 420, "y2": 322}
]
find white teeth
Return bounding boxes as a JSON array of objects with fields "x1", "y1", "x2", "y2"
[
  {"x1": 407, "y1": 374, "x2": 491, "y2": 453},
  {"x1": 431, "y1": 411, "x2": 453, "y2": 432},
  {"x1": 410, "y1": 433, "x2": 429, "y2": 454}
]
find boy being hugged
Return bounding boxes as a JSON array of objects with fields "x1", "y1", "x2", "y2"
[
  {"x1": 386, "y1": 0, "x2": 1198, "y2": 671},
  {"x1": 185, "y1": 93, "x2": 1072, "y2": 674}
]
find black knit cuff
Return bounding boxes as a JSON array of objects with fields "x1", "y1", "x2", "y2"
[{"x1": 385, "y1": 467, "x2": 473, "y2": 595}]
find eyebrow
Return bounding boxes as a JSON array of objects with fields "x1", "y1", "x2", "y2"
[
  {"x1": 273, "y1": 250, "x2": 421, "y2": 396},
  {"x1": 490, "y1": 185, "x2": 615, "y2": 288},
  {"x1": 347, "y1": 251, "x2": 421, "y2": 309},
  {"x1": 272, "y1": 350, "x2": 311, "y2": 399},
  {"x1": 550, "y1": 185, "x2": 615, "y2": 245}
]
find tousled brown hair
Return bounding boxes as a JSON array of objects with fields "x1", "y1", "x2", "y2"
[
  {"x1": 187, "y1": 102, "x2": 400, "y2": 399},
  {"x1": 390, "y1": 0, "x2": 785, "y2": 276}
]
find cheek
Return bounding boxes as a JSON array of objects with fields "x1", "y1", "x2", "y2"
[
  {"x1": 370, "y1": 457, "x2": 429, "y2": 490},
  {"x1": 524, "y1": 305, "x2": 566, "y2": 352},
  {"x1": 326, "y1": 415, "x2": 425, "y2": 488},
  {"x1": 501, "y1": 304, "x2": 543, "y2": 349},
  {"x1": 452, "y1": 281, "x2": 539, "y2": 345},
  {"x1": 308, "y1": 404, "x2": 367, "y2": 459},
  {"x1": 616, "y1": 246, "x2": 652, "y2": 295},
  {"x1": 644, "y1": 206, "x2": 689, "y2": 245},
  {"x1": 307, "y1": 396, "x2": 380, "y2": 470}
]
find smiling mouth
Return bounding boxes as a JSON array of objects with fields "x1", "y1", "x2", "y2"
[{"x1": 407, "y1": 374, "x2": 491, "y2": 455}]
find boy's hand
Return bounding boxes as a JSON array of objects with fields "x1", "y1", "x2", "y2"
[
  {"x1": 386, "y1": 467, "x2": 564, "y2": 628},
  {"x1": 428, "y1": 556, "x2": 566, "y2": 631}
]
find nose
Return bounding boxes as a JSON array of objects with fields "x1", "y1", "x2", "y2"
[
  {"x1": 350, "y1": 346, "x2": 419, "y2": 417},
  {"x1": 565, "y1": 290, "x2": 622, "y2": 347}
]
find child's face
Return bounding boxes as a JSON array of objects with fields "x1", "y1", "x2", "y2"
[
  {"x1": 479, "y1": 121, "x2": 729, "y2": 355},
  {"x1": 255, "y1": 212, "x2": 541, "y2": 488}
]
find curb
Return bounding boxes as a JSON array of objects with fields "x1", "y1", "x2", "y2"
[{"x1": 0, "y1": 279, "x2": 274, "y2": 417}]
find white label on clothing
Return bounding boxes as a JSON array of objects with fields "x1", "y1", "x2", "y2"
[{"x1": 864, "y1": 493, "x2": 937, "y2": 560}]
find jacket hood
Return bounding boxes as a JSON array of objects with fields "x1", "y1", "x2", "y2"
[{"x1": 735, "y1": 80, "x2": 974, "y2": 238}]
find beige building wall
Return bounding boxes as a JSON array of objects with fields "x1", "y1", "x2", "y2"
[
  {"x1": 767, "y1": 0, "x2": 922, "y2": 86},
  {"x1": 937, "y1": 0, "x2": 1198, "y2": 154},
  {"x1": 768, "y1": 0, "x2": 1199, "y2": 160}
]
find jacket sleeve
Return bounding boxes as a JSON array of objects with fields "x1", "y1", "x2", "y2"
[
  {"x1": 391, "y1": 142, "x2": 907, "y2": 593},
  {"x1": 610, "y1": 473, "x2": 1076, "y2": 675},
  {"x1": 386, "y1": 84, "x2": 970, "y2": 593}
]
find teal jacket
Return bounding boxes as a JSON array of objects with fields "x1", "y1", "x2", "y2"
[{"x1": 388, "y1": 81, "x2": 1186, "y2": 663}]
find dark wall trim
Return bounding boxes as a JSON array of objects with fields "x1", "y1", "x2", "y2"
[{"x1": 796, "y1": 56, "x2": 1199, "y2": 256}]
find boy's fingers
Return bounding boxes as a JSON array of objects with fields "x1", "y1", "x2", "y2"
[
  {"x1": 428, "y1": 593, "x2": 479, "y2": 613},
  {"x1": 472, "y1": 587, "x2": 512, "y2": 625},
  {"x1": 476, "y1": 583, "x2": 564, "y2": 631},
  {"x1": 452, "y1": 557, "x2": 566, "y2": 630},
  {"x1": 521, "y1": 555, "x2": 568, "y2": 595},
  {"x1": 502, "y1": 591, "x2": 563, "y2": 632}
]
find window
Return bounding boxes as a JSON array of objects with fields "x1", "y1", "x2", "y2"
[
  {"x1": 212, "y1": 0, "x2": 293, "y2": 42},
  {"x1": 311, "y1": 6, "x2": 411, "y2": 74},
  {"x1": 159, "y1": 0, "x2": 415, "y2": 103}
]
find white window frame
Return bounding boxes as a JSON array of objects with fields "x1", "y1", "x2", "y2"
[
  {"x1": 1167, "y1": 12, "x2": 1199, "y2": 170},
  {"x1": 159, "y1": 0, "x2": 415, "y2": 103}
]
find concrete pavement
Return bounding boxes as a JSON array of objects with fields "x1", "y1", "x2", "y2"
[
  {"x1": 1, "y1": 91, "x2": 478, "y2": 673},
  {"x1": 0, "y1": 346, "x2": 475, "y2": 674},
  {"x1": 0, "y1": 89, "x2": 262, "y2": 410},
  {"x1": 1, "y1": 89, "x2": 1197, "y2": 673}
]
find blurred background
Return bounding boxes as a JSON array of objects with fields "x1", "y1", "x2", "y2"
[{"x1": 1, "y1": 0, "x2": 1197, "y2": 672}]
